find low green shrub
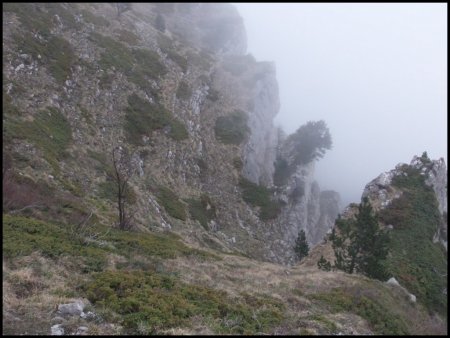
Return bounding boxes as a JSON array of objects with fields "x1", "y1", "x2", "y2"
[
  {"x1": 4, "y1": 107, "x2": 72, "y2": 173},
  {"x1": 273, "y1": 157, "x2": 292, "y2": 187},
  {"x1": 214, "y1": 110, "x2": 249, "y2": 145},
  {"x1": 14, "y1": 32, "x2": 76, "y2": 84},
  {"x1": 132, "y1": 48, "x2": 167, "y2": 79},
  {"x1": 157, "y1": 34, "x2": 187, "y2": 72},
  {"x1": 5, "y1": 3, "x2": 80, "y2": 36},
  {"x1": 176, "y1": 81, "x2": 192, "y2": 100},
  {"x1": 156, "y1": 186, "x2": 187, "y2": 221},
  {"x1": 125, "y1": 94, "x2": 188, "y2": 145},
  {"x1": 3, "y1": 214, "x2": 217, "y2": 272},
  {"x1": 90, "y1": 32, "x2": 135, "y2": 74},
  {"x1": 238, "y1": 177, "x2": 281, "y2": 221},
  {"x1": 81, "y1": 270, "x2": 284, "y2": 334},
  {"x1": 187, "y1": 194, "x2": 216, "y2": 230},
  {"x1": 3, "y1": 215, "x2": 108, "y2": 273},
  {"x1": 310, "y1": 287, "x2": 409, "y2": 335}
]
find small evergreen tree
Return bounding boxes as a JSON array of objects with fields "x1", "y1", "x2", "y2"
[
  {"x1": 330, "y1": 197, "x2": 390, "y2": 280},
  {"x1": 294, "y1": 229, "x2": 309, "y2": 261}
]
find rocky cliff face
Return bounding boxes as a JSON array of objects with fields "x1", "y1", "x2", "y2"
[
  {"x1": 3, "y1": 3, "x2": 338, "y2": 265},
  {"x1": 362, "y1": 155, "x2": 447, "y2": 249}
]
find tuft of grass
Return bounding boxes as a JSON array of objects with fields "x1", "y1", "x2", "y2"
[
  {"x1": 214, "y1": 110, "x2": 249, "y2": 145},
  {"x1": 155, "y1": 186, "x2": 187, "y2": 221},
  {"x1": 187, "y1": 194, "x2": 216, "y2": 230},
  {"x1": 239, "y1": 177, "x2": 281, "y2": 221},
  {"x1": 124, "y1": 94, "x2": 188, "y2": 145}
]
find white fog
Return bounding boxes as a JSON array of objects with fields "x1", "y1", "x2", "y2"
[{"x1": 234, "y1": 3, "x2": 447, "y2": 207}]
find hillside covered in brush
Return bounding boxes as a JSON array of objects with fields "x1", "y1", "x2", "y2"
[{"x1": 2, "y1": 3, "x2": 447, "y2": 335}]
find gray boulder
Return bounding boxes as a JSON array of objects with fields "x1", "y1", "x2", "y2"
[{"x1": 57, "y1": 300, "x2": 85, "y2": 317}]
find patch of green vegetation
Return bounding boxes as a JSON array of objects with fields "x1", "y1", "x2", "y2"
[
  {"x1": 309, "y1": 287, "x2": 409, "y2": 335},
  {"x1": 308, "y1": 314, "x2": 337, "y2": 333},
  {"x1": 132, "y1": 48, "x2": 167, "y2": 79},
  {"x1": 107, "y1": 229, "x2": 216, "y2": 261},
  {"x1": 124, "y1": 94, "x2": 188, "y2": 145},
  {"x1": 176, "y1": 81, "x2": 192, "y2": 100},
  {"x1": 238, "y1": 177, "x2": 281, "y2": 221},
  {"x1": 81, "y1": 270, "x2": 284, "y2": 334},
  {"x1": 3, "y1": 93, "x2": 20, "y2": 116},
  {"x1": 186, "y1": 50, "x2": 213, "y2": 72},
  {"x1": 379, "y1": 166, "x2": 447, "y2": 315},
  {"x1": 207, "y1": 88, "x2": 220, "y2": 102},
  {"x1": 168, "y1": 118, "x2": 189, "y2": 140},
  {"x1": 273, "y1": 157, "x2": 292, "y2": 187},
  {"x1": 156, "y1": 186, "x2": 186, "y2": 221},
  {"x1": 4, "y1": 107, "x2": 72, "y2": 174},
  {"x1": 81, "y1": 9, "x2": 110, "y2": 27},
  {"x1": 166, "y1": 50, "x2": 188, "y2": 72},
  {"x1": 4, "y1": 214, "x2": 217, "y2": 273},
  {"x1": 3, "y1": 215, "x2": 108, "y2": 273},
  {"x1": 98, "y1": 180, "x2": 136, "y2": 205},
  {"x1": 157, "y1": 34, "x2": 187, "y2": 72},
  {"x1": 214, "y1": 110, "x2": 249, "y2": 145},
  {"x1": 90, "y1": 32, "x2": 135, "y2": 74},
  {"x1": 87, "y1": 149, "x2": 113, "y2": 175},
  {"x1": 4, "y1": 3, "x2": 80, "y2": 36},
  {"x1": 187, "y1": 194, "x2": 216, "y2": 230},
  {"x1": 115, "y1": 29, "x2": 140, "y2": 45},
  {"x1": 14, "y1": 33, "x2": 76, "y2": 84},
  {"x1": 60, "y1": 177, "x2": 84, "y2": 197},
  {"x1": 91, "y1": 32, "x2": 166, "y2": 94}
]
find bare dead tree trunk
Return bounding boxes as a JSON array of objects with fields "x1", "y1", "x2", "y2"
[{"x1": 112, "y1": 146, "x2": 134, "y2": 230}]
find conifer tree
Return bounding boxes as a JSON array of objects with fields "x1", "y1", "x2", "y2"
[
  {"x1": 294, "y1": 229, "x2": 309, "y2": 261},
  {"x1": 328, "y1": 197, "x2": 389, "y2": 280}
]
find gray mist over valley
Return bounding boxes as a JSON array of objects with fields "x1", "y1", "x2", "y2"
[{"x1": 234, "y1": 3, "x2": 447, "y2": 207}]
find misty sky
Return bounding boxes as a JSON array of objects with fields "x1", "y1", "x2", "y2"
[{"x1": 234, "y1": 3, "x2": 447, "y2": 207}]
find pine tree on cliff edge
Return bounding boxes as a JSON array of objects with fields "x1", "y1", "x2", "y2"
[{"x1": 320, "y1": 197, "x2": 389, "y2": 280}]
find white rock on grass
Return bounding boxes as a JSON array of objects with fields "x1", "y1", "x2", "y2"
[
  {"x1": 57, "y1": 300, "x2": 85, "y2": 317},
  {"x1": 51, "y1": 324, "x2": 64, "y2": 335}
]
